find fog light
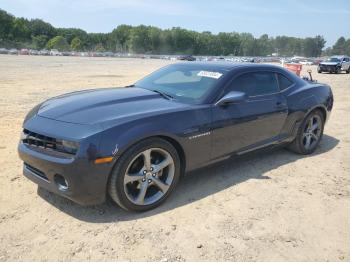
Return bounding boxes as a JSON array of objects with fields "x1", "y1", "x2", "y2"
[{"x1": 54, "y1": 174, "x2": 69, "y2": 191}]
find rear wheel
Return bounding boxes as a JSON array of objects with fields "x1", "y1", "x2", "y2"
[
  {"x1": 317, "y1": 66, "x2": 322, "y2": 73},
  {"x1": 288, "y1": 110, "x2": 324, "y2": 155},
  {"x1": 346, "y1": 68, "x2": 350, "y2": 74},
  {"x1": 108, "y1": 138, "x2": 181, "y2": 211}
]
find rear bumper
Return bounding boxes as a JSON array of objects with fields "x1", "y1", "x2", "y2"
[{"x1": 18, "y1": 142, "x2": 111, "y2": 205}]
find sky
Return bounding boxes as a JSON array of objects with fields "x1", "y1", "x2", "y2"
[{"x1": 1, "y1": 0, "x2": 350, "y2": 46}]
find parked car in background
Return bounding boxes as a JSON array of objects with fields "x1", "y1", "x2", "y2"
[
  {"x1": 50, "y1": 49, "x2": 61, "y2": 56},
  {"x1": 103, "y1": 52, "x2": 114, "y2": 57},
  {"x1": 8, "y1": 48, "x2": 18, "y2": 55},
  {"x1": 39, "y1": 49, "x2": 50, "y2": 56},
  {"x1": 61, "y1": 51, "x2": 71, "y2": 56},
  {"x1": 18, "y1": 62, "x2": 333, "y2": 211},
  {"x1": 299, "y1": 60, "x2": 313, "y2": 65},
  {"x1": 178, "y1": 55, "x2": 196, "y2": 61},
  {"x1": 241, "y1": 57, "x2": 255, "y2": 63},
  {"x1": 29, "y1": 49, "x2": 39, "y2": 55},
  {"x1": 318, "y1": 56, "x2": 350, "y2": 74},
  {"x1": 20, "y1": 49, "x2": 29, "y2": 55},
  {"x1": 0, "y1": 48, "x2": 9, "y2": 54}
]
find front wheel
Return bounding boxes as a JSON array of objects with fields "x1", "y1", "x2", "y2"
[
  {"x1": 288, "y1": 110, "x2": 324, "y2": 155},
  {"x1": 317, "y1": 66, "x2": 322, "y2": 73},
  {"x1": 108, "y1": 138, "x2": 181, "y2": 211}
]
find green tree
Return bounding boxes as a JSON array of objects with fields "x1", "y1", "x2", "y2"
[
  {"x1": 0, "y1": 8, "x2": 336, "y2": 56},
  {"x1": 256, "y1": 34, "x2": 272, "y2": 56},
  {"x1": 110, "y1": 25, "x2": 132, "y2": 52},
  {"x1": 0, "y1": 9, "x2": 14, "y2": 40},
  {"x1": 28, "y1": 19, "x2": 56, "y2": 38},
  {"x1": 46, "y1": 36, "x2": 70, "y2": 51},
  {"x1": 239, "y1": 33, "x2": 255, "y2": 56},
  {"x1": 31, "y1": 35, "x2": 48, "y2": 49},
  {"x1": 56, "y1": 28, "x2": 88, "y2": 44},
  {"x1": 94, "y1": 43, "x2": 105, "y2": 52},
  {"x1": 70, "y1": 37, "x2": 82, "y2": 51},
  {"x1": 88, "y1": 33, "x2": 108, "y2": 51},
  {"x1": 345, "y1": 39, "x2": 350, "y2": 55},
  {"x1": 302, "y1": 35, "x2": 325, "y2": 57},
  {"x1": 11, "y1": 18, "x2": 30, "y2": 41},
  {"x1": 332, "y1": 37, "x2": 346, "y2": 54},
  {"x1": 129, "y1": 25, "x2": 152, "y2": 53}
]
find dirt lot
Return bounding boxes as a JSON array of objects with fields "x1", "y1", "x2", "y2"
[{"x1": 0, "y1": 55, "x2": 349, "y2": 262}]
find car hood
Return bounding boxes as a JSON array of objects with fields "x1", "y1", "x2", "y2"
[
  {"x1": 320, "y1": 62, "x2": 339, "y2": 66},
  {"x1": 38, "y1": 87, "x2": 186, "y2": 125}
]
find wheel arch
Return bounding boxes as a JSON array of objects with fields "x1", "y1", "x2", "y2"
[
  {"x1": 108, "y1": 134, "x2": 187, "y2": 179},
  {"x1": 157, "y1": 135, "x2": 186, "y2": 177},
  {"x1": 306, "y1": 105, "x2": 327, "y2": 122}
]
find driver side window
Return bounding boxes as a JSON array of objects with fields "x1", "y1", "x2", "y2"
[{"x1": 228, "y1": 72, "x2": 279, "y2": 97}]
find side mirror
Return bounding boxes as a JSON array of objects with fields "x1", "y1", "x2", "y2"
[{"x1": 215, "y1": 91, "x2": 246, "y2": 106}]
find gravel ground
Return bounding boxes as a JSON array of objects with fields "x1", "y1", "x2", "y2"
[{"x1": 0, "y1": 55, "x2": 349, "y2": 262}]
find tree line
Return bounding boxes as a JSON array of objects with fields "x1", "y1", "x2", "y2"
[{"x1": 0, "y1": 8, "x2": 348, "y2": 57}]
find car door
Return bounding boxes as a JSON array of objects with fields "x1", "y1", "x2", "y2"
[
  {"x1": 211, "y1": 71, "x2": 288, "y2": 158},
  {"x1": 341, "y1": 57, "x2": 350, "y2": 71}
]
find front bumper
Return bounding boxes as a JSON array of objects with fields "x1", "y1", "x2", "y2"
[
  {"x1": 319, "y1": 65, "x2": 337, "y2": 72},
  {"x1": 18, "y1": 142, "x2": 112, "y2": 205}
]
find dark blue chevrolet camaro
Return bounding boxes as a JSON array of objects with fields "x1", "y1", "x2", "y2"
[{"x1": 18, "y1": 62, "x2": 333, "y2": 211}]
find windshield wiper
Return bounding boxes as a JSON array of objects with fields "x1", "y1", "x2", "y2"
[
  {"x1": 125, "y1": 84, "x2": 135, "y2": 88},
  {"x1": 150, "y1": 89, "x2": 174, "y2": 100}
]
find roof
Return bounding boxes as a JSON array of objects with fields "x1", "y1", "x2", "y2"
[{"x1": 175, "y1": 62, "x2": 282, "y2": 72}]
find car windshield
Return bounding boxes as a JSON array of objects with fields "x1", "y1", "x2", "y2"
[
  {"x1": 326, "y1": 57, "x2": 341, "y2": 62},
  {"x1": 135, "y1": 64, "x2": 226, "y2": 104}
]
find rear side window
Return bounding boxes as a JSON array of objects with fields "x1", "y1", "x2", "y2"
[
  {"x1": 230, "y1": 72, "x2": 279, "y2": 96},
  {"x1": 277, "y1": 73, "x2": 294, "y2": 90}
]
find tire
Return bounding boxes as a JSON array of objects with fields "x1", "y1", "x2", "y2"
[
  {"x1": 317, "y1": 66, "x2": 322, "y2": 73},
  {"x1": 288, "y1": 110, "x2": 324, "y2": 155},
  {"x1": 346, "y1": 68, "x2": 350, "y2": 74},
  {"x1": 108, "y1": 137, "x2": 181, "y2": 211},
  {"x1": 336, "y1": 67, "x2": 341, "y2": 74}
]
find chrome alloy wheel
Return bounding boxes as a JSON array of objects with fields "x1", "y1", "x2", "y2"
[
  {"x1": 302, "y1": 114, "x2": 322, "y2": 150},
  {"x1": 123, "y1": 148, "x2": 175, "y2": 206}
]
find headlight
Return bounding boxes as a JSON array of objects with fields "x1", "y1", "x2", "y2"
[
  {"x1": 23, "y1": 103, "x2": 42, "y2": 123},
  {"x1": 56, "y1": 139, "x2": 79, "y2": 155},
  {"x1": 60, "y1": 140, "x2": 79, "y2": 154}
]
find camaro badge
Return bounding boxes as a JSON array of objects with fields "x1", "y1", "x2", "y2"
[{"x1": 189, "y1": 132, "x2": 211, "y2": 140}]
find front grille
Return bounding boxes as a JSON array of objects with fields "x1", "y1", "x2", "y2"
[
  {"x1": 21, "y1": 129, "x2": 75, "y2": 155},
  {"x1": 320, "y1": 65, "x2": 335, "y2": 71}
]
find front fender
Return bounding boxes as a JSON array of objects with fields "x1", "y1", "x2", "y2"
[
  {"x1": 98, "y1": 118, "x2": 185, "y2": 165},
  {"x1": 115, "y1": 126, "x2": 181, "y2": 159},
  {"x1": 97, "y1": 106, "x2": 213, "y2": 173}
]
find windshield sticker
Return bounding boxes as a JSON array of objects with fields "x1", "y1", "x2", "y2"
[{"x1": 197, "y1": 71, "x2": 223, "y2": 79}]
